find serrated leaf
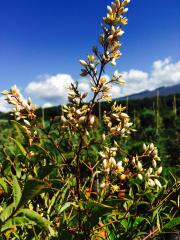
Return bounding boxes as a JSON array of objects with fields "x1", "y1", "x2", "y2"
[{"x1": 12, "y1": 176, "x2": 21, "y2": 209}]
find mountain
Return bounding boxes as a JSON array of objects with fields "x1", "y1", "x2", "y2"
[
  {"x1": 0, "y1": 84, "x2": 180, "y2": 118},
  {"x1": 120, "y1": 83, "x2": 180, "y2": 100}
]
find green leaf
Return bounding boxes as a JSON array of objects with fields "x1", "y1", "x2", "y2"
[
  {"x1": 120, "y1": 219, "x2": 128, "y2": 229},
  {"x1": 18, "y1": 179, "x2": 50, "y2": 208},
  {"x1": 37, "y1": 165, "x2": 55, "y2": 179},
  {"x1": 0, "y1": 203, "x2": 14, "y2": 222},
  {"x1": 31, "y1": 144, "x2": 52, "y2": 159},
  {"x1": 16, "y1": 209, "x2": 51, "y2": 231},
  {"x1": 12, "y1": 176, "x2": 21, "y2": 209},
  {"x1": 11, "y1": 120, "x2": 30, "y2": 141},
  {"x1": 10, "y1": 137, "x2": 29, "y2": 159},
  {"x1": 132, "y1": 217, "x2": 147, "y2": 228},
  {"x1": 164, "y1": 217, "x2": 180, "y2": 230},
  {"x1": 1, "y1": 216, "x2": 34, "y2": 232},
  {"x1": 1, "y1": 210, "x2": 52, "y2": 233},
  {"x1": 129, "y1": 187, "x2": 134, "y2": 199},
  {"x1": 59, "y1": 202, "x2": 71, "y2": 214},
  {"x1": 83, "y1": 200, "x2": 112, "y2": 228},
  {"x1": 0, "y1": 178, "x2": 8, "y2": 193}
]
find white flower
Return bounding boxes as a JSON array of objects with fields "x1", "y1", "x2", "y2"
[
  {"x1": 79, "y1": 59, "x2": 87, "y2": 66},
  {"x1": 100, "y1": 182, "x2": 106, "y2": 188},
  {"x1": 90, "y1": 115, "x2": 95, "y2": 125},
  {"x1": 137, "y1": 161, "x2": 143, "y2": 171},
  {"x1": 137, "y1": 174, "x2": 143, "y2": 180},
  {"x1": 154, "y1": 179, "x2": 162, "y2": 188},
  {"x1": 117, "y1": 161, "x2": 122, "y2": 169},
  {"x1": 109, "y1": 157, "x2": 116, "y2": 167},
  {"x1": 103, "y1": 159, "x2": 108, "y2": 169},
  {"x1": 157, "y1": 166, "x2": 163, "y2": 175},
  {"x1": 148, "y1": 179, "x2": 155, "y2": 187},
  {"x1": 152, "y1": 159, "x2": 157, "y2": 168}
]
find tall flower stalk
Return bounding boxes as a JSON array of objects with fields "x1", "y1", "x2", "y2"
[{"x1": 1, "y1": 0, "x2": 179, "y2": 239}]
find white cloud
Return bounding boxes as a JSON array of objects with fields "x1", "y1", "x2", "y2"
[
  {"x1": 0, "y1": 96, "x2": 12, "y2": 113},
  {"x1": 122, "y1": 58, "x2": 180, "y2": 96},
  {"x1": 78, "y1": 82, "x2": 90, "y2": 93},
  {"x1": 25, "y1": 74, "x2": 75, "y2": 106},
  {"x1": 151, "y1": 57, "x2": 180, "y2": 87},
  {"x1": 123, "y1": 69, "x2": 149, "y2": 83},
  {"x1": 42, "y1": 102, "x2": 53, "y2": 108},
  {"x1": 109, "y1": 85, "x2": 123, "y2": 98},
  {"x1": 20, "y1": 57, "x2": 180, "y2": 109}
]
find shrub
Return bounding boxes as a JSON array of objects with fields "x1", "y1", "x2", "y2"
[{"x1": 0, "y1": 0, "x2": 179, "y2": 239}]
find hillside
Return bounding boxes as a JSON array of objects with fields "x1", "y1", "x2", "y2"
[{"x1": 120, "y1": 83, "x2": 180, "y2": 100}]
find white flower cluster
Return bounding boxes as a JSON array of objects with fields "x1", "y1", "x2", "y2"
[
  {"x1": 99, "y1": 142, "x2": 163, "y2": 191},
  {"x1": 104, "y1": 102, "x2": 134, "y2": 136}
]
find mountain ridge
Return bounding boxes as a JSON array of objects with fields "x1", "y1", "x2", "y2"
[{"x1": 119, "y1": 83, "x2": 180, "y2": 100}]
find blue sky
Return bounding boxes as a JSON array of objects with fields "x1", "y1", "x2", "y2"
[{"x1": 0, "y1": 0, "x2": 180, "y2": 110}]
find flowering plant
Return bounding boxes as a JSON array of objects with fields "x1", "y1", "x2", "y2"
[{"x1": 0, "y1": 0, "x2": 179, "y2": 239}]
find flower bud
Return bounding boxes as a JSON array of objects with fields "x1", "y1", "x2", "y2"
[
  {"x1": 149, "y1": 143, "x2": 154, "y2": 150},
  {"x1": 120, "y1": 113, "x2": 129, "y2": 119},
  {"x1": 27, "y1": 97, "x2": 32, "y2": 106},
  {"x1": 100, "y1": 152, "x2": 106, "y2": 158},
  {"x1": 117, "y1": 161, "x2": 122, "y2": 169},
  {"x1": 110, "y1": 58, "x2": 116, "y2": 66},
  {"x1": 117, "y1": 30, "x2": 125, "y2": 37},
  {"x1": 61, "y1": 116, "x2": 67, "y2": 123},
  {"x1": 118, "y1": 79, "x2": 126, "y2": 84},
  {"x1": 124, "y1": 158, "x2": 129, "y2": 163},
  {"x1": 137, "y1": 174, "x2": 143, "y2": 181},
  {"x1": 79, "y1": 116, "x2": 86, "y2": 123},
  {"x1": 100, "y1": 76, "x2": 106, "y2": 84},
  {"x1": 100, "y1": 182, "x2": 106, "y2": 188},
  {"x1": 85, "y1": 130, "x2": 89, "y2": 136},
  {"x1": 76, "y1": 109, "x2": 81, "y2": 115},
  {"x1": 102, "y1": 134, "x2": 106, "y2": 141},
  {"x1": 132, "y1": 157, "x2": 136, "y2": 165},
  {"x1": 148, "y1": 179, "x2": 155, "y2": 187},
  {"x1": 120, "y1": 174, "x2": 126, "y2": 181},
  {"x1": 137, "y1": 161, "x2": 143, "y2": 171},
  {"x1": 107, "y1": 34, "x2": 114, "y2": 41},
  {"x1": 157, "y1": 166, "x2": 163, "y2": 175},
  {"x1": 154, "y1": 179, "x2": 162, "y2": 188},
  {"x1": 79, "y1": 59, "x2": 87, "y2": 66},
  {"x1": 152, "y1": 149, "x2": 158, "y2": 156},
  {"x1": 152, "y1": 159, "x2": 157, "y2": 168},
  {"x1": 24, "y1": 119, "x2": 31, "y2": 126},
  {"x1": 109, "y1": 157, "x2": 116, "y2": 167},
  {"x1": 90, "y1": 115, "x2": 95, "y2": 125},
  {"x1": 147, "y1": 167, "x2": 153, "y2": 176},
  {"x1": 143, "y1": 143, "x2": 147, "y2": 151},
  {"x1": 123, "y1": 8, "x2": 128, "y2": 13},
  {"x1": 103, "y1": 159, "x2": 108, "y2": 169},
  {"x1": 107, "y1": 5, "x2": 112, "y2": 13},
  {"x1": 89, "y1": 63, "x2": 95, "y2": 69}
]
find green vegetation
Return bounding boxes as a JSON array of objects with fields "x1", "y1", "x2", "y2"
[{"x1": 0, "y1": 0, "x2": 179, "y2": 239}]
